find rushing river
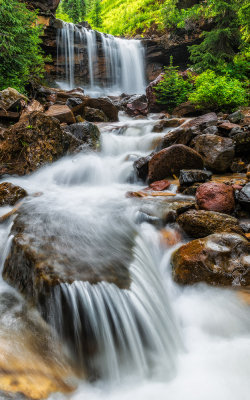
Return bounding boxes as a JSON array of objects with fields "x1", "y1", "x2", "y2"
[{"x1": 0, "y1": 114, "x2": 250, "y2": 399}]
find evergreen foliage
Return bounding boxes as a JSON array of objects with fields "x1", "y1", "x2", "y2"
[
  {"x1": 0, "y1": 0, "x2": 45, "y2": 93},
  {"x1": 154, "y1": 57, "x2": 193, "y2": 111},
  {"x1": 58, "y1": 0, "x2": 86, "y2": 23}
]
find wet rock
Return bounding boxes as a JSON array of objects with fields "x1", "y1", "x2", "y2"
[
  {"x1": 162, "y1": 200, "x2": 196, "y2": 223},
  {"x1": 84, "y1": 106, "x2": 108, "y2": 122},
  {"x1": 181, "y1": 183, "x2": 201, "y2": 196},
  {"x1": 195, "y1": 134, "x2": 235, "y2": 172},
  {"x1": 20, "y1": 100, "x2": 44, "y2": 122},
  {"x1": 160, "y1": 229, "x2": 182, "y2": 247},
  {"x1": 45, "y1": 104, "x2": 76, "y2": 124},
  {"x1": 156, "y1": 127, "x2": 193, "y2": 150},
  {"x1": 146, "y1": 179, "x2": 171, "y2": 191},
  {"x1": 0, "y1": 183, "x2": 27, "y2": 206},
  {"x1": 146, "y1": 74, "x2": 164, "y2": 112},
  {"x1": 126, "y1": 95, "x2": 148, "y2": 116},
  {"x1": 64, "y1": 122, "x2": 100, "y2": 150},
  {"x1": 237, "y1": 183, "x2": 250, "y2": 211},
  {"x1": 202, "y1": 125, "x2": 218, "y2": 135},
  {"x1": 228, "y1": 127, "x2": 244, "y2": 138},
  {"x1": 0, "y1": 88, "x2": 27, "y2": 111},
  {"x1": 231, "y1": 160, "x2": 246, "y2": 173},
  {"x1": 177, "y1": 210, "x2": 244, "y2": 238},
  {"x1": 148, "y1": 144, "x2": 203, "y2": 183},
  {"x1": 135, "y1": 211, "x2": 162, "y2": 228},
  {"x1": 133, "y1": 155, "x2": 151, "y2": 181},
  {"x1": 172, "y1": 101, "x2": 198, "y2": 117},
  {"x1": 218, "y1": 122, "x2": 241, "y2": 136},
  {"x1": 233, "y1": 131, "x2": 250, "y2": 155},
  {"x1": 172, "y1": 233, "x2": 250, "y2": 286},
  {"x1": 182, "y1": 112, "x2": 218, "y2": 131},
  {"x1": 153, "y1": 118, "x2": 183, "y2": 132},
  {"x1": 66, "y1": 97, "x2": 85, "y2": 115},
  {"x1": 0, "y1": 112, "x2": 81, "y2": 176},
  {"x1": 84, "y1": 97, "x2": 118, "y2": 122},
  {"x1": 196, "y1": 182, "x2": 235, "y2": 214},
  {"x1": 179, "y1": 169, "x2": 212, "y2": 187},
  {"x1": 228, "y1": 111, "x2": 244, "y2": 124}
]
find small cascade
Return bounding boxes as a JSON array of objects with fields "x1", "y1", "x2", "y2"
[
  {"x1": 56, "y1": 21, "x2": 146, "y2": 95},
  {"x1": 44, "y1": 229, "x2": 180, "y2": 381}
]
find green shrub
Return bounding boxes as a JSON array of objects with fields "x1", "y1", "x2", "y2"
[
  {"x1": 0, "y1": 0, "x2": 45, "y2": 93},
  {"x1": 154, "y1": 57, "x2": 193, "y2": 112},
  {"x1": 188, "y1": 70, "x2": 248, "y2": 112}
]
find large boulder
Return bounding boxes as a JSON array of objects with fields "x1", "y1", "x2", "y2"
[
  {"x1": 0, "y1": 182, "x2": 27, "y2": 206},
  {"x1": 182, "y1": 112, "x2": 218, "y2": 131},
  {"x1": 156, "y1": 127, "x2": 193, "y2": 150},
  {"x1": 196, "y1": 182, "x2": 235, "y2": 214},
  {"x1": 84, "y1": 106, "x2": 108, "y2": 122},
  {"x1": 0, "y1": 112, "x2": 82, "y2": 176},
  {"x1": 126, "y1": 95, "x2": 148, "y2": 116},
  {"x1": 177, "y1": 210, "x2": 244, "y2": 238},
  {"x1": 195, "y1": 134, "x2": 235, "y2": 172},
  {"x1": 172, "y1": 233, "x2": 250, "y2": 286},
  {"x1": 148, "y1": 144, "x2": 203, "y2": 183},
  {"x1": 179, "y1": 169, "x2": 212, "y2": 187},
  {"x1": 133, "y1": 155, "x2": 151, "y2": 181},
  {"x1": 84, "y1": 97, "x2": 118, "y2": 122},
  {"x1": 64, "y1": 122, "x2": 100, "y2": 150}
]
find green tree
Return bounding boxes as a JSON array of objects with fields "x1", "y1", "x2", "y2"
[
  {"x1": 61, "y1": 0, "x2": 87, "y2": 23},
  {"x1": 0, "y1": 0, "x2": 45, "y2": 93},
  {"x1": 88, "y1": 0, "x2": 102, "y2": 28}
]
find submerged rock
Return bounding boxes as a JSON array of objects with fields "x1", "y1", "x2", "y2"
[
  {"x1": 148, "y1": 144, "x2": 203, "y2": 183},
  {"x1": 196, "y1": 182, "x2": 235, "y2": 214},
  {"x1": 0, "y1": 183, "x2": 27, "y2": 206},
  {"x1": 0, "y1": 112, "x2": 81, "y2": 176},
  {"x1": 177, "y1": 210, "x2": 244, "y2": 238},
  {"x1": 172, "y1": 233, "x2": 250, "y2": 286}
]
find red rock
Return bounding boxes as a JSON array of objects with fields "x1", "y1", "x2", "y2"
[
  {"x1": 147, "y1": 179, "x2": 171, "y2": 191},
  {"x1": 218, "y1": 122, "x2": 240, "y2": 131},
  {"x1": 45, "y1": 105, "x2": 75, "y2": 124},
  {"x1": 148, "y1": 144, "x2": 203, "y2": 183},
  {"x1": 196, "y1": 182, "x2": 235, "y2": 214}
]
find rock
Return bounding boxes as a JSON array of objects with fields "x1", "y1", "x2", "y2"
[
  {"x1": 84, "y1": 97, "x2": 118, "y2": 122},
  {"x1": 218, "y1": 122, "x2": 241, "y2": 135},
  {"x1": 181, "y1": 183, "x2": 201, "y2": 196},
  {"x1": 66, "y1": 97, "x2": 85, "y2": 115},
  {"x1": 146, "y1": 179, "x2": 171, "y2": 191},
  {"x1": 63, "y1": 122, "x2": 100, "y2": 150},
  {"x1": 45, "y1": 105, "x2": 75, "y2": 124},
  {"x1": 20, "y1": 100, "x2": 44, "y2": 122},
  {"x1": 238, "y1": 183, "x2": 250, "y2": 211},
  {"x1": 162, "y1": 200, "x2": 196, "y2": 223},
  {"x1": 0, "y1": 88, "x2": 27, "y2": 111},
  {"x1": 153, "y1": 118, "x2": 183, "y2": 132},
  {"x1": 26, "y1": 0, "x2": 60, "y2": 13},
  {"x1": 126, "y1": 95, "x2": 148, "y2": 116},
  {"x1": 233, "y1": 131, "x2": 250, "y2": 155},
  {"x1": 0, "y1": 110, "x2": 20, "y2": 121},
  {"x1": 172, "y1": 233, "x2": 250, "y2": 286},
  {"x1": 196, "y1": 182, "x2": 235, "y2": 214},
  {"x1": 160, "y1": 229, "x2": 182, "y2": 247},
  {"x1": 202, "y1": 125, "x2": 218, "y2": 135},
  {"x1": 0, "y1": 183, "x2": 27, "y2": 206},
  {"x1": 148, "y1": 144, "x2": 203, "y2": 183},
  {"x1": 84, "y1": 106, "x2": 108, "y2": 122},
  {"x1": 156, "y1": 127, "x2": 193, "y2": 150},
  {"x1": 146, "y1": 74, "x2": 164, "y2": 113},
  {"x1": 0, "y1": 112, "x2": 82, "y2": 176},
  {"x1": 133, "y1": 155, "x2": 151, "y2": 181},
  {"x1": 177, "y1": 210, "x2": 244, "y2": 238},
  {"x1": 195, "y1": 134, "x2": 235, "y2": 172},
  {"x1": 172, "y1": 101, "x2": 198, "y2": 117},
  {"x1": 182, "y1": 112, "x2": 218, "y2": 131},
  {"x1": 179, "y1": 169, "x2": 212, "y2": 187},
  {"x1": 228, "y1": 110, "x2": 244, "y2": 124},
  {"x1": 229, "y1": 127, "x2": 243, "y2": 137},
  {"x1": 231, "y1": 160, "x2": 246, "y2": 173}
]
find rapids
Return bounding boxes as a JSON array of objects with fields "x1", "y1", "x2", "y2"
[{"x1": 0, "y1": 114, "x2": 250, "y2": 399}]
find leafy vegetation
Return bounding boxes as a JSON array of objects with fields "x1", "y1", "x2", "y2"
[
  {"x1": 188, "y1": 70, "x2": 248, "y2": 112},
  {"x1": 0, "y1": 0, "x2": 45, "y2": 93},
  {"x1": 154, "y1": 57, "x2": 193, "y2": 111}
]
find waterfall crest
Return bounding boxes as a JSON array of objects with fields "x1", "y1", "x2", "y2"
[{"x1": 56, "y1": 21, "x2": 146, "y2": 95}]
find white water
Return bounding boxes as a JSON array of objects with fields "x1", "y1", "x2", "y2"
[
  {"x1": 56, "y1": 22, "x2": 146, "y2": 96},
  {"x1": 0, "y1": 114, "x2": 250, "y2": 399}
]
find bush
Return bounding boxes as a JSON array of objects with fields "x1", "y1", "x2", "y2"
[
  {"x1": 154, "y1": 57, "x2": 193, "y2": 112},
  {"x1": 0, "y1": 0, "x2": 45, "y2": 93},
  {"x1": 188, "y1": 70, "x2": 248, "y2": 112}
]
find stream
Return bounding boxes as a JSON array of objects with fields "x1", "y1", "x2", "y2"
[{"x1": 0, "y1": 113, "x2": 250, "y2": 399}]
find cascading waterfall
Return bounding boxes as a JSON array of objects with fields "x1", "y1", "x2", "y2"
[{"x1": 56, "y1": 21, "x2": 146, "y2": 95}]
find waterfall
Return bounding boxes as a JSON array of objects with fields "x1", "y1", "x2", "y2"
[{"x1": 56, "y1": 21, "x2": 146, "y2": 96}]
